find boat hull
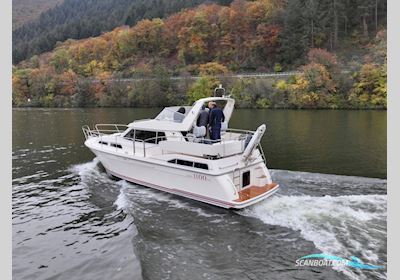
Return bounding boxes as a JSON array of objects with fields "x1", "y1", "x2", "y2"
[{"x1": 90, "y1": 148, "x2": 279, "y2": 209}]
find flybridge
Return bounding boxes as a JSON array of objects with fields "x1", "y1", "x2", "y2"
[{"x1": 128, "y1": 96, "x2": 235, "y2": 132}]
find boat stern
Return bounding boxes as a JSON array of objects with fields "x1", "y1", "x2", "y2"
[{"x1": 228, "y1": 182, "x2": 279, "y2": 209}]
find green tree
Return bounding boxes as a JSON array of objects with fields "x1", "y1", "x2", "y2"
[
  {"x1": 198, "y1": 62, "x2": 229, "y2": 76},
  {"x1": 349, "y1": 63, "x2": 386, "y2": 108},
  {"x1": 289, "y1": 62, "x2": 337, "y2": 108},
  {"x1": 187, "y1": 76, "x2": 219, "y2": 104}
]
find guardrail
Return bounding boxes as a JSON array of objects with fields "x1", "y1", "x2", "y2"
[
  {"x1": 82, "y1": 124, "x2": 257, "y2": 158},
  {"x1": 85, "y1": 71, "x2": 301, "y2": 83},
  {"x1": 95, "y1": 124, "x2": 128, "y2": 134}
]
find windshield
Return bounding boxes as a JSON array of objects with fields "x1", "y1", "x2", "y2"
[{"x1": 155, "y1": 106, "x2": 190, "y2": 123}]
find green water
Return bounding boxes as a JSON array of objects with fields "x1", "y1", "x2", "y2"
[{"x1": 13, "y1": 108, "x2": 386, "y2": 178}]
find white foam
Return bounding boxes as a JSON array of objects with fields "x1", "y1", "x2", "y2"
[
  {"x1": 70, "y1": 158, "x2": 101, "y2": 177},
  {"x1": 114, "y1": 186, "x2": 132, "y2": 211},
  {"x1": 115, "y1": 180, "x2": 220, "y2": 218},
  {"x1": 243, "y1": 194, "x2": 387, "y2": 279}
]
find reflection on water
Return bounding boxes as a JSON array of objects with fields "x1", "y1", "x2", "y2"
[
  {"x1": 13, "y1": 108, "x2": 386, "y2": 178},
  {"x1": 229, "y1": 109, "x2": 386, "y2": 178},
  {"x1": 12, "y1": 108, "x2": 386, "y2": 280}
]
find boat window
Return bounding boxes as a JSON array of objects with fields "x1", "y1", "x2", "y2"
[
  {"x1": 194, "y1": 162, "x2": 208, "y2": 170},
  {"x1": 98, "y1": 141, "x2": 108, "y2": 145},
  {"x1": 126, "y1": 130, "x2": 166, "y2": 144},
  {"x1": 168, "y1": 159, "x2": 208, "y2": 170},
  {"x1": 155, "y1": 106, "x2": 191, "y2": 123},
  {"x1": 177, "y1": 159, "x2": 193, "y2": 167},
  {"x1": 110, "y1": 143, "x2": 122, "y2": 149},
  {"x1": 123, "y1": 129, "x2": 135, "y2": 140}
]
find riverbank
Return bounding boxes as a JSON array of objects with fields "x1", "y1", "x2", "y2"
[
  {"x1": 12, "y1": 70, "x2": 386, "y2": 110},
  {"x1": 12, "y1": 104, "x2": 388, "y2": 110}
]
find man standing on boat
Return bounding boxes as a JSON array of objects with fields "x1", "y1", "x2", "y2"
[
  {"x1": 197, "y1": 105, "x2": 209, "y2": 128},
  {"x1": 197, "y1": 104, "x2": 209, "y2": 138},
  {"x1": 208, "y1": 101, "x2": 225, "y2": 141}
]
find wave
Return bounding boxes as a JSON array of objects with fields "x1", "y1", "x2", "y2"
[
  {"x1": 270, "y1": 169, "x2": 387, "y2": 196},
  {"x1": 68, "y1": 160, "x2": 387, "y2": 279},
  {"x1": 242, "y1": 194, "x2": 387, "y2": 280}
]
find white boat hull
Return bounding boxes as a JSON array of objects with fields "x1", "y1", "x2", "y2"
[{"x1": 90, "y1": 148, "x2": 279, "y2": 209}]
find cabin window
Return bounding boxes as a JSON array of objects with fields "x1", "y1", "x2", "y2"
[
  {"x1": 124, "y1": 129, "x2": 135, "y2": 140},
  {"x1": 110, "y1": 143, "x2": 122, "y2": 149},
  {"x1": 242, "y1": 171, "x2": 250, "y2": 187},
  {"x1": 194, "y1": 162, "x2": 208, "y2": 170},
  {"x1": 124, "y1": 130, "x2": 165, "y2": 143},
  {"x1": 168, "y1": 159, "x2": 208, "y2": 170},
  {"x1": 98, "y1": 141, "x2": 108, "y2": 145},
  {"x1": 177, "y1": 159, "x2": 193, "y2": 167}
]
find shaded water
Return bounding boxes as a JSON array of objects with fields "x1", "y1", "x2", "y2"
[{"x1": 13, "y1": 108, "x2": 387, "y2": 280}]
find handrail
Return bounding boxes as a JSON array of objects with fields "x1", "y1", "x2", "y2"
[
  {"x1": 225, "y1": 128, "x2": 255, "y2": 136},
  {"x1": 95, "y1": 124, "x2": 128, "y2": 134},
  {"x1": 82, "y1": 124, "x2": 263, "y2": 160},
  {"x1": 87, "y1": 123, "x2": 256, "y2": 138}
]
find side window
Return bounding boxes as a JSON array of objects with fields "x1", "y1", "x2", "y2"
[
  {"x1": 123, "y1": 129, "x2": 135, "y2": 140},
  {"x1": 134, "y1": 131, "x2": 166, "y2": 143},
  {"x1": 169, "y1": 159, "x2": 208, "y2": 170},
  {"x1": 155, "y1": 132, "x2": 166, "y2": 144},
  {"x1": 177, "y1": 159, "x2": 193, "y2": 167},
  {"x1": 135, "y1": 130, "x2": 155, "y2": 141},
  {"x1": 194, "y1": 162, "x2": 208, "y2": 170}
]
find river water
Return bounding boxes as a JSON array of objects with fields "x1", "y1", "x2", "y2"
[{"x1": 12, "y1": 108, "x2": 387, "y2": 280}]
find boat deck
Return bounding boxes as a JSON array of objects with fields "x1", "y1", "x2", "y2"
[{"x1": 234, "y1": 183, "x2": 278, "y2": 202}]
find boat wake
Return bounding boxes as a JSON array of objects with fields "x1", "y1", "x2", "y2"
[
  {"x1": 242, "y1": 172, "x2": 387, "y2": 280},
  {"x1": 71, "y1": 160, "x2": 387, "y2": 280}
]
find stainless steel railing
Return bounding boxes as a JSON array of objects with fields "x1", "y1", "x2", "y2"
[{"x1": 82, "y1": 123, "x2": 257, "y2": 158}]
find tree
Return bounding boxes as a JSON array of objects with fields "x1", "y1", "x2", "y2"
[
  {"x1": 289, "y1": 62, "x2": 338, "y2": 108},
  {"x1": 12, "y1": 69, "x2": 32, "y2": 105},
  {"x1": 307, "y1": 48, "x2": 339, "y2": 75},
  {"x1": 198, "y1": 62, "x2": 229, "y2": 76},
  {"x1": 348, "y1": 63, "x2": 386, "y2": 108},
  {"x1": 187, "y1": 76, "x2": 220, "y2": 104},
  {"x1": 50, "y1": 49, "x2": 70, "y2": 73},
  {"x1": 280, "y1": 0, "x2": 308, "y2": 65}
]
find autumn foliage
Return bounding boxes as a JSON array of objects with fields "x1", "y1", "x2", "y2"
[{"x1": 12, "y1": 0, "x2": 386, "y2": 109}]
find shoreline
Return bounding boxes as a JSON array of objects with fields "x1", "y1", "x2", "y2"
[{"x1": 11, "y1": 105, "x2": 388, "y2": 110}]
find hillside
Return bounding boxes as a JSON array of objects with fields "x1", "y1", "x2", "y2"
[
  {"x1": 12, "y1": 0, "x2": 63, "y2": 30},
  {"x1": 13, "y1": 0, "x2": 387, "y2": 109},
  {"x1": 12, "y1": 0, "x2": 232, "y2": 63}
]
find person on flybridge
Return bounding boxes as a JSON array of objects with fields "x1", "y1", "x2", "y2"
[
  {"x1": 197, "y1": 104, "x2": 209, "y2": 131},
  {"x1": 208, "y1": 101, "x2": 225, "y2": 141}
]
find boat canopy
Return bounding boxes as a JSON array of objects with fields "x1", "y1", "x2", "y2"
[{"x1": 128, "y1": 97, "x2": 235, "y2": 132}]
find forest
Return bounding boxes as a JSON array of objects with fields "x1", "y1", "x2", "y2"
[
  {"x1": 12, "y1": 0, "x2": 387, "y2": 109},
  {"x1": 12, "y1": 0, "x2": 232, "y2": 63},
  {"x1": 13, "y1": 0, "x2": 63, "y2": 30}
]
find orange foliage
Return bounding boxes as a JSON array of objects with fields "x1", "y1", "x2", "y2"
[
  {"x1": 15, "y1": 0, "x2": 285, "y2": 84},
  {"x1": 58, "y1": 70, "x2": 78, "y2": 96}
]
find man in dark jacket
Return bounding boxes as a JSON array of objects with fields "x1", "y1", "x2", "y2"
[
  {"x1": 197, "y1": 105, "x2": 209, "y2": 128},
  {"x1": 208, "y1": 102, "x2": 225, "y2": 141}
]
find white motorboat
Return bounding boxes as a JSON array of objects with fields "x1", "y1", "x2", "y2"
[{"x1": 82, "y1": 87, "x2": 279, "y2": 209}]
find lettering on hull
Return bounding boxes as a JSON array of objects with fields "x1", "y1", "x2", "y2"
[{"x1": 193, "y1": 173, "x2": 207, "y2": 181}]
